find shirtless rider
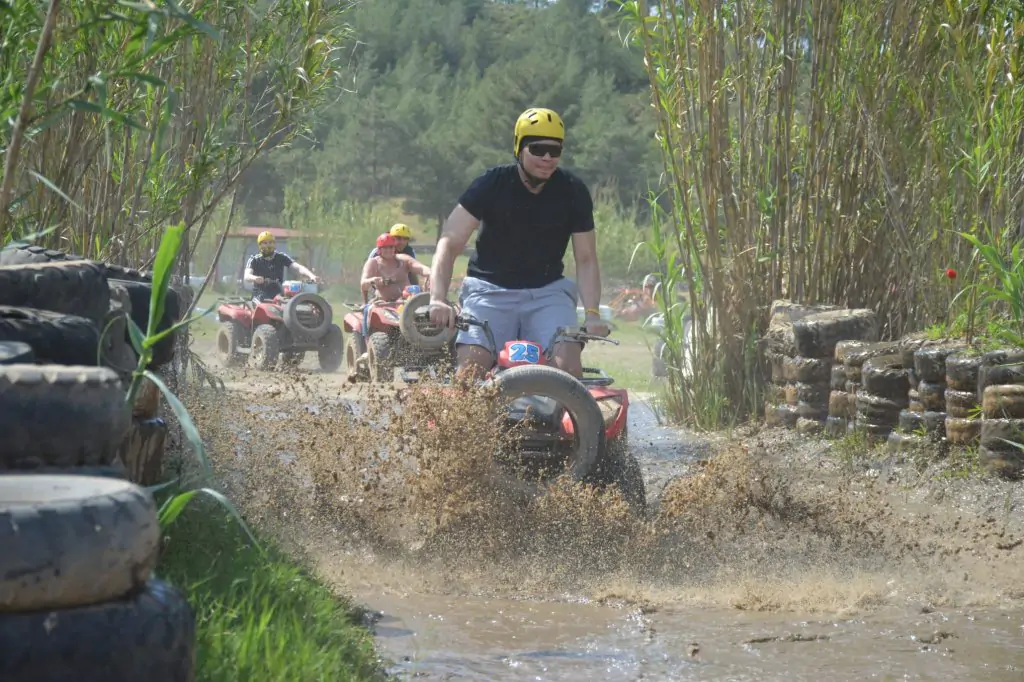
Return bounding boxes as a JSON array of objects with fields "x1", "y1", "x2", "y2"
[{"x1": 360, "y1": 233, "x2": 431, "y2": 302}]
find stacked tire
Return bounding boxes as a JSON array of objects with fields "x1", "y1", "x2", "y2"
[
  {"x1": 762, "y1": 300, "x2": 837, "y2": 430},
  {"x1": 977, "y1": 349, "x2": 1024, "y2": 479},
  {"x1": 838, "y1": 342, "x2": 900, "y2": 441},
  {"x1": 912, "y1": 345, "x2": 966, "y2": 442},
  {"x1": 944, "y1": 351, "x2": 984, "y2": 446},
  {"x1": 0, "y1": 249, "x2": 184, "y2": 484},
  {"x1": 0, "y1": 476, "x2": 196, "y2": 681},
  {"x1": 826, "y1": 340, "x2": 875, "y2": 436}
]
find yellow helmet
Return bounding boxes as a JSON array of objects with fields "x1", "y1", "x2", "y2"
[
  {"x1": 256, "y1": 230, "x2": 275, "y2": 245},
  {"x1": 513, "y1": 107, "x2": 565, "y2": 155},
  {"x1": 389, "y1": 223, "x2": 413, "y2": 239}
]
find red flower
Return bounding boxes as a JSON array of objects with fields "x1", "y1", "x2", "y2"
[{"x1": 946, "y1": 268, "x2": 957, "y2": 280}]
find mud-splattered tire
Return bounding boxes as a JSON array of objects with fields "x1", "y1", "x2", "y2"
[
  {"x1": 399, "y1": 291, "x2": 456, "y2": 351},
  {"x1": 982, "y1": 384, "x2": 1024, "y2": 419},
  {"x1": 824, "y1": 415, "x2": 847, "y2": 437},
  {"x1": 0, "y1": 244, "x2": 153, "y2": 282},
  {"x1": 773, "y1": 403, "x2": 799, "y2": 428},
  {"x1": 0, "y1": 365, "x2": 130, "y2": 469},
  {"x1": 0, "y1": 260, "x2": 110, "y2": 325},
  {"x1": 828, "y1": 390, "x2": 849, "y2": 418},
  {"x1": 283, "y1": 292, "x2": 332, "y2": 343},
  {"x1": 944, "y1": 388, "x2": 979, "y2": 418},
  {"x1": 945, "y1": 352, "x2": 982, "y2": 391},
  {"x1": 945, "y1": 417, "x2": 981, "y2": 445},
  {"x1": 914, "y1": 345, "x2": 967, "y2": 384},
  {"x1": 855, "y1": 391, "x2": 906, "y2": 424},
  {"x1": 318, "y1": 324, "x2": 345, "y2": 372},
  {"x1": 861, "y1": 354, "x2": 910, "y2": 400},
  {"x1": 0, "y1": 340, "x2": 33, "y2": 364},
  {"x1": 781, "y1": 356, "x2": 830, "y2": 384},
  {"x1": 792, "y1": 309, "x2": 878, "y2": 359},
  {"x1": 978, "y1": 445, "x2": 1024, "y2": 479},
  {"x1": 898, "y1": 409, "x2": 925, "y2": 433},
  {"x1": 216, "y1": 321, "x2": 245, "y2": 367},
  {"x1": 110, "y1": 279, "x2": 181, "y2": 369},
  {"x1": 0, "y1": 578, "x2": 195, "y2": 682},
  {"x1": 843, "y1": 342, "x2": 902, "y2": 382},
  {"x1": 0, "y1": 307, "x2": 101, "y2": 367},
  {"x1": 249, "y1": 324, "x2": 281, "y2": 371},
  {"x1": 830, "y1": 364, "x2": 846, "y2": 390},
  {"x1": 366, "y1": 331, "x2": 393, "y2": 382},
  {"x1": 490, "y1": 364, "x2": 604, "y2": 485},
  {"x1": 346, "y1": 333, "x2": 368, "y2": 381},
  {"x1": 0, "y1": 476, "x2": 159, "y2": 611}
]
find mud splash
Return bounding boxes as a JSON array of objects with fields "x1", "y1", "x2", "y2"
[{"x1": 181, "y1": 366, "x2": 1024, "y2": 679}]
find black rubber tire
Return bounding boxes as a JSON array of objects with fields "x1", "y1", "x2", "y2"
[
  {"x1": 914, "y1": 345, "x2": 967, "y2": 383},
  {"x1": 917, "y1": 380, "x2": 946, "y2": 411},
  {"x1": 318, "y1": 323, "x2": 345, "y2": 372},
  {"x1": 781, "y1": 356, "x2": 830, "y2": 383},
  {"x1": 399, "y1": 291, "x2": 456, "y2": 351},
  {"x1": 774, "y1": 403, "x2": 799, "y2": 428},
  {"x1": 843, "y1": 342, "x2": 902, "y2": 381},
  {"x1": 978, "y1": 445, "x2": 1024, "y2": 480},
  {"x1": 366, "y1": 331, "x2": 393, "y2": 383},
  {"x1": 861, "y1": 354, "x2": 910, "y2": 400},
  {"x1": 0, "y1": 261, "x2": 110, "y2": 326},
  {"x1": 795, "y1": 401, "x2": 828, "y2": 420},
  {"x1": 109, "y1": 279, "x2": 180, "y2": 369},
  {"x1": 1, "y1": 463, "x2": 129, "y2": 480},
  {"x1": 944, "y1": 388, "x2": 979, "y2": 418},
  {"x1": 103, "y1": 282, "x2": 138, "y2": 377},
  {"x1": 898, "y1": 408, "x2": 925, "y2": 433},
  {"x1": 977, "y1": 349, "x2": 1024, "y2": 399},
  {"x1": 835, "y1": 339, "x2": 872, "y2": 365},
  {"x1": 283, "y1": 292, "x2": 332, "y2": 343},
  {"x1": 0, "y1": 578, "x2": 195, "y2": 682},
  {"x1": 945, "y1": 417, "x2": 981, "y2": 445},
  {"x1": 346, "y1": 332, "x2": 368, "y2": 381},
  {"x1": 0, "y1": 307, "x2": 101, "y2": 367},
  {"x1": 0, "y1": 244, "x2": 153, "y2": 282},
  {"x1": 828, "y1": 390, "x2": 849, "y2": 418},
  {"x1": 489, "y1": 364, "x2": 605, "y2": 484},
  {"x1": 792, "y1": 308, "x2": 878, "y2": 359},
  {"x1": 0, "y1": 340, "x2": 33, "y2": 364},
  {"x1": 0, "y1": 475, "x2": 159, "y2": 611},
  {"x1": 945, "y1": 352, "x2": 982, "y2": 391},
  {"x1": 792, "y1": 381, "x2": 829, "y2": 404},
  {"x1": 216, "y1": 321, "x2": 244, "y2": 367},
  {"x1": 0, "y1": 364, "x2": 130, "y2": 469},
  {"x1": 922, "y1": 410, "x2": 947, "y2": 438},
  {"x1": 855, "y1": 391, "x2": 903, "y2": 425},
  {"x1": 249, "y1": 324, "x2": 281, "y2": 370},
  {"x1": 982, "y1": 384, "x2": 1024, "y2": 419},
  {"x1": 980, "y1": 418, "x2": 1024, "y2": 450},
  {"x1": 886, "y1": 430, "x2": 926, "y2": 453},
  {"x1": 830, "y1": 364, "x2": 846, "y2": 391}
]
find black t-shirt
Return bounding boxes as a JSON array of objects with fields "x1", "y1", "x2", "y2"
[
  {"x1": 247, "y1": 251, "x2": 294, "y2": 300},
  {"x1": 458, "y1": 164, "x2": 595, "y2": 289}
]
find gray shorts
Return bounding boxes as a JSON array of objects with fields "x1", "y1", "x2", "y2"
[{"x1": 456, "y1": 276, "x2": 580, "y2": 355}]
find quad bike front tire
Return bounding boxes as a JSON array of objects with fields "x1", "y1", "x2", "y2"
[
  {"x1": 216, "y1": 321, "x2": 245, "y2": 367},
  {"x1": 249, "y1": 324, "x2": 281, "y2": 370},
  {"x1": 318, "y1": 323, "x2": 345, "y2": 372},
  {"x1": 489, "y1": 364, "x2": 605, "y2": 485},
  {"x1": 346, "y1": 333, "x2": 368, "y2": 381},
  {"x1": 366, "y1": 331, "x2": 393, "y2": 382},
  {"x1": 283, "y1": 292, "x2": 332, "y2": 343}
]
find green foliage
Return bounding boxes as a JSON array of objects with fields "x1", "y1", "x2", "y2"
[
  {"x1": 240, "y1": 0, "x2": 661, "y2": 227},
  {"x1": 0, "y1": 0, "x2": 350, "y2": 265},
  {"x1": 621, "y1": 0, "x2": 1024, "y2": 427},
  {"x1": 158, "y1": 503, "x2": 383, "y2": 682}
]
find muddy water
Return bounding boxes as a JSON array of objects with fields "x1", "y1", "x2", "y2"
[{"x1": 184, "y1": 365, "x2": 1024, "y2": 681}]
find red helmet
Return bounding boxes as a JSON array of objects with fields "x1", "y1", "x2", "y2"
[{"x1": 376, "y1": 233, "x2": 398, "y2": 249}]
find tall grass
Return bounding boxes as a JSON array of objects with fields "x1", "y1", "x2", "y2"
[
  {"x1": 620, "y1": 0, "x2": 1024, "y2": 426},
  {"x1": 0, "y1": 0, "x2": 348, "y2": 269}
]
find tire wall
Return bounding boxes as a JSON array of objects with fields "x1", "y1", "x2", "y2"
[
  {"x1": 760, "y1": 300, "x2": 1023, "y2": 480},
  {"x1": 0, "y1": 251, "x2": 196, "y2": 679}
]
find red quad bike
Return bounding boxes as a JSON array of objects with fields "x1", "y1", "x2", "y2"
[
  {"x1": 216, "y1": 279, "x2": 344, "y2": 371},
  {"x1": 341, "y1": 283, "x2": 455, "y2": 383},
  {"x1": 399, "y1": 291, "x2": 646, "y2": 512}
]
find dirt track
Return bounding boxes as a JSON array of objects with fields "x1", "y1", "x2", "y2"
[{"x1": 182, "y1": 344, "x2": 1024, "y2": 680}]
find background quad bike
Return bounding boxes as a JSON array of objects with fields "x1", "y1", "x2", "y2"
[
  {"x1": 399, "y1": 291, "x2": 646, "y2": 512},
  {"x1": 342, "y1": 284, "x2": 456, "y2": 383},
  {"x1": 215, "y1": 279, "x2": 344, "y2": 372}
]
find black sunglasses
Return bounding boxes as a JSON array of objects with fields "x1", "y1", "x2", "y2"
[{"x1": 526, "y1": 142, "x2": 563, "y2": 158}]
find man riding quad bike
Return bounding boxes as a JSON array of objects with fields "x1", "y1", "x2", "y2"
[
  {"x1": 400, "y1": 292, "x2": 644, "y2": 511},
  {"x1": 342, "y1": 233, "x2": 445, "y2": 382},
  {"x1": 407, "y1": 106, "x2": 645, "y2": 508},
  {"x1": 215, "y1": 231, "x2": 344, "y2": 371}
]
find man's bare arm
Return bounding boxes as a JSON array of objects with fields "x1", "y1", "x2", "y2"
[
  {"x1": 571, "y1": 231, "x2": 602, "y2": 316},
  {"x1": 430, "y1": 204, "x2": 479, "y2": 303},
  {"x1": 360, "y1": 259, "x2": 379, "y2": 299},
  {"x1": 290, "y1": 261, "x2": 317, "y2": 280}
]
